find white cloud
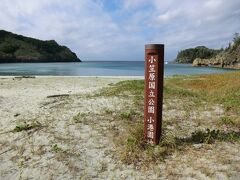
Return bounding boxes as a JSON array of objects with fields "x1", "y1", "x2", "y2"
[
  {"x1": 204, "y1": 0, "x2": 223, "y2": 9},
  {"x1": 149, "y1": 0, "x2": 240, "y2": 60},
  {"x1": 0, "y1": 0, "x2": 240, "y2": 61},
  {"x1": 0, "y1": 0, "x2": 124, "y2": 60},
  {"x1": 157, "y1": 9, "x2": 181, "y2": 22}
]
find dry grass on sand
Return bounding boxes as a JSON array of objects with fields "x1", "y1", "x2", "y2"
[{"x1": 0, "y1": 73, "x2": 240, "y2": 179}]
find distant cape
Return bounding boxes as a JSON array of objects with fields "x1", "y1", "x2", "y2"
[{"x1": 0, "y1": 30, "x2": 81, "y2": 63}]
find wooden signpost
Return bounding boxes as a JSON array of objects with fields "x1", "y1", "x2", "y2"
[{"x1": 144, "y1": 44, "x2": 164, "y2": 145}]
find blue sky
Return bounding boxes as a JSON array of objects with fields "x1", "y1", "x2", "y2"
[{"x1": 0, "y1": 0, "x2": 240, "y2": 61}]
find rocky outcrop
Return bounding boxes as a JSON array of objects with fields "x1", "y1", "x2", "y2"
[
  {"x1": 193, "y1": 45, "x2": 240, "y2": 69},
  {"x1": 175, "y1": 46, "x2": 221, "y2": 63},
  {"x1": 193, "y1": 58, "x2": 211, "y2": 66},
  {"x1": 0, "y1": 30, "x2": 81, "y2": 63}
]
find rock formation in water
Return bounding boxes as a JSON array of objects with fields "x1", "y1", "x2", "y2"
[
  {"x1": 0, "y1": 30, "x2": 81, "y2": 63},
  {"x1": 176, "y1": 33, "x2": 240, "y2": 69},
  {"x1": 193, "y1": 42, "x2": 240, "y2": 69}
]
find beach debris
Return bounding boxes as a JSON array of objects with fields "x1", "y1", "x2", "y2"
[
  {"x1": 47, "y1": 94, "x2": 70, "y2": 98},
  {"x1": 15, "y1": 76, "x2": 36, "y2": 79},
  {"x1": 13, "y1": 76, "x2": 36, "y2": 80},
  {"x1": 14, "y1": 113, "x2": 20, "y2": 117},
  {"x1": 0, "y1": 148, "x2": 14, "y2": 156}
]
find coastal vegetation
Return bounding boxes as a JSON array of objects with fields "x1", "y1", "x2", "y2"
[
  {"x1": 176, "y1": 33, "x2": 240, "y2": 69},
  {"x1": 12, "y1": 120, "x2": 42, "y2": 133},
  {"x1": 176, "y1": 46, "x2": 222, "y2": 63},
  {"x1": 92, "y1": 73, "x2": 240, "y2": 166},
  {"x1": 0, "y1": 74, "x2": 239, "y2": 178},
  {"x1": 0, "y1": 30, "x2": 81, "y2": 63}
]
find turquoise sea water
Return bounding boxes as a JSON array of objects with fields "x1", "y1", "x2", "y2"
[{"x1": 0, "y1": 61, "x2": 238, "y2": 76}]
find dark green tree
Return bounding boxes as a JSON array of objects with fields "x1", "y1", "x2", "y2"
[{"x1": 233, "y1": 33, "x2": 240, "y2": 45}]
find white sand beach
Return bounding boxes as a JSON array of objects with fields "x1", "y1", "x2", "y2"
[
  {"x1": 0, "y1": 76, "x2": 239, "y2": 179},
  {"x1": 0, "y1": 76, "x2": 151, "y2": 179}
]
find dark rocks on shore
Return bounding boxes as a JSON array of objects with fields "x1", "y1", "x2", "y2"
[
  {"x1": 176, "y1": 34, "x2": 240, "y2": 70},
  {"x1": 193, "y1": 44, "x2": 240, "y2": 69}
]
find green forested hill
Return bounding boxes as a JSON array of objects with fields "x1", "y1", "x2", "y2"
[
  {"x1": 175, "y1": 33, "x2": 240, "y2": 69},
  {"x1": 0, "y1": 30, "x2": 81, "y2": 63},
  {"x1": 175, "y1": 46, "x2": 222, "y2": 63}
]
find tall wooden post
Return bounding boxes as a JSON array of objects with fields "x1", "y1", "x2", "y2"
[{"x1": 144, "y1": 44, "x2": 164, "y2": 145}]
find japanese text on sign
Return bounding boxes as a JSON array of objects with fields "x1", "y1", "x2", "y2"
[{"x1": 146, "y1": 56, "x2": 157, "y2": 144}]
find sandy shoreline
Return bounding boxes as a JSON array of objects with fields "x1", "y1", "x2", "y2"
[
  {"x1": 0, "y1": 76, "x2": 239, "y2": 179},
  {"x1": 0, "y1": 76, "x2": 149, "y2": 179}
]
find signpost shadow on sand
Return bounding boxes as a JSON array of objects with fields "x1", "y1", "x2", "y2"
[{"x1": 144, "y1": 44, "x2": 164, "y2": 145}]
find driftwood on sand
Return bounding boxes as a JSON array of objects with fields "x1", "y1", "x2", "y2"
[{"x1": 46, "y1": 94, "x2": 70, "y2": 98}]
